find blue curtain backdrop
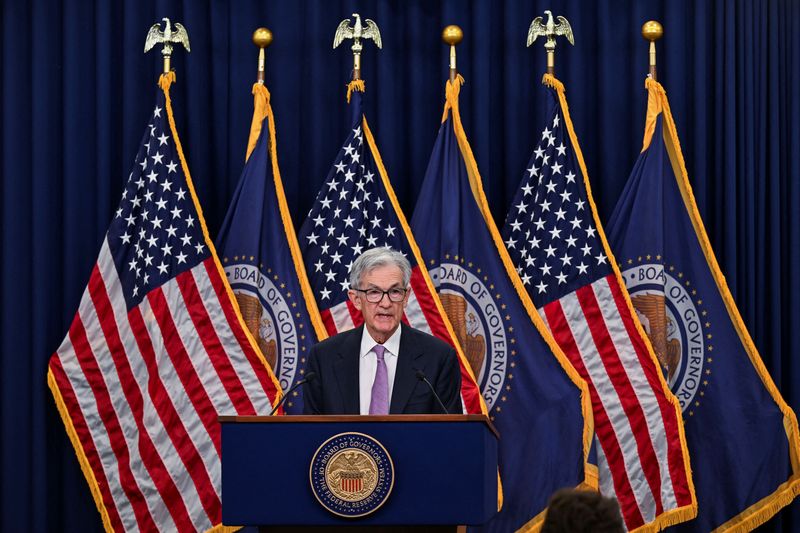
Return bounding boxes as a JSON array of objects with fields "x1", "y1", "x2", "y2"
[{"x1": 1, "y1": 0, "x2": 798, "y2": 530}]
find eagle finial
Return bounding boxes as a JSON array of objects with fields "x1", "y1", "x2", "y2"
[
  {"x1": 333, "y1": 12, "x2": 382, "y2": 81},
  {"x1": 144, "y1": 17, "x2": 191, "y2": 74},
  {"x1": 526, "y1": 11, "x2": 573, "y2": 75}
]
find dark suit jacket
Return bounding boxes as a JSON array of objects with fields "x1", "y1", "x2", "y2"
[{"x1": 303, "y1": 324, "x2": 462, "y2": 415}]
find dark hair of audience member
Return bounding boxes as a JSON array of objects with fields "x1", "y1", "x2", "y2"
[{"x1": 541, "y1": 488, "x2": 625, "y2": 533}]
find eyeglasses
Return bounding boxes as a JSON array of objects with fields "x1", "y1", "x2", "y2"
[{"x1": 352, "y1": 287, "x2": 408, "y2": 303}]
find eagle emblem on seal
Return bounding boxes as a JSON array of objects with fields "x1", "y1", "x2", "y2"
[
  {"x1": 631, "y1": 293, "x2": 681, "y2": 382},
  {"x1": 233, "y1": 292, "x2": 278, "y2": 370},
  {"x1": 440, "y1": 293, "x2": 485, "y2": 380}
]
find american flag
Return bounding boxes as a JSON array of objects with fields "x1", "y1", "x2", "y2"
[
  {"x1": 47, "y1": 79, "x2": 281, "y2": 533},
  {"x1": 501, "y1": 77, "x2": 695, "y2": 530},
  {"x1": 298, "y1": 86, "x2": 483, "y2": 414}
]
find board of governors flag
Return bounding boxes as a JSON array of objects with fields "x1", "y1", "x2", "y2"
[
  {"x1": 606, "y1": 78, "x2": 800, "y2": 532},
  {"x1": 298, "y1": 81, "x2": 484, "y2": 414},
  {"x1": 47, "y1": 73, "x2": 281, "y2": 533},
  {"x1": 411, "y1": 75, "x2": 595, "y2": 532},
  {"x1": 216, "y1": 82, "x2": 327, "y2": 414},
  {"x1": 501, "y1": 75, "x2": 696, "y2": 531}
]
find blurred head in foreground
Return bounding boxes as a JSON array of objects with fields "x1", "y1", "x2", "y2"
[{"x1": 541, "y1": 488, "x2": 625, "y2": 533}]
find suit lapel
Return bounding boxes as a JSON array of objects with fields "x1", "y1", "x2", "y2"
[
  {"x1": 333, "y1": 326, "x2": 362, "y2": 414},
  {"x1": 390, "y1": 324, "x2": 423, "y2": 414}
]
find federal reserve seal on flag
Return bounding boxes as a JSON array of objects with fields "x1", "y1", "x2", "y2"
[
  {"x1": 309, "y1": 433, "x2": 394, "y2": 518},
  {"x1": 430, "y1": 258, "x2": 517, "y2": 412},
  {"x1": 622, "y1": 259, "x2": 715, "y2": 414},
  {"x1": 223, "y1": 260, "x2": 301, "y2": 390}
]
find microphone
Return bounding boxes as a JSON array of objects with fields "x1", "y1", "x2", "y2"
[
  {"x1": 269, "y1": 372, "x2": 317, "y2": 416},
  {"x1": 415, "y1": 370, "x2": 449, "y2": 414}
]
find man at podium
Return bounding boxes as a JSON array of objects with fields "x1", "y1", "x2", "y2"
[{"x1": 303, "y1": 247, "x2": 462, "y2": 415}]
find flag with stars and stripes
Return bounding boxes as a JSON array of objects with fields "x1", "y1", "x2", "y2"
[
  {"x1": 47, "y1": 74, "x2": 281, "y2": 533},
  {"x1": 501, "y1": 75, "x2": 696, "y2": 531},
  {"x1": 606, "y1": 78, "x2": 800, "y2": 532},
  {"x1": 412, "y1": 76, "x2": 595, "y2": 532},
  {"x1": 298, "y1": 82, "x2": 484, "y2": 415},
  {"x1": 216, "y1": 82, "x2": 327, "y2": 414}
]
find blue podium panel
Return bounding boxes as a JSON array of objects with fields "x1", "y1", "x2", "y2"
[{"x1": 220, "y1": 415, "x2": 498, "y2": 527}]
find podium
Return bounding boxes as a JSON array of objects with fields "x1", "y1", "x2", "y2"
[{"x1": 220, "y1": 414, "x2": 499, "y2": 530}]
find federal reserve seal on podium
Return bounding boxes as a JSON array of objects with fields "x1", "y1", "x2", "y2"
[{"x1": 309, "y1": 432, "x2": 394, "y2": 517}]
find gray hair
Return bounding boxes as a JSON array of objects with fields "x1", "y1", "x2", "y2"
[{"x1": 349, "y1": 247, "x2": 412, "y2": 289}]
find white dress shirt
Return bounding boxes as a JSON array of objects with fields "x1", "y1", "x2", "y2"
[{"x1": 358, "y1": 326, "x2": 402, "y2": 415}]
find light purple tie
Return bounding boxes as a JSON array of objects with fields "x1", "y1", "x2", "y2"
[{"x1": 369, "y1": 344, "x2": 389, "y2": 415}]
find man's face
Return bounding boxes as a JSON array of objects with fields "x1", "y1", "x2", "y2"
[{"x1": 348, "y1": 264, "x2": 409, "y2": 343}]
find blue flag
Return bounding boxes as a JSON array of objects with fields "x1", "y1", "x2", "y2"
[
  {"x1": 606, "y1": 79, "x2": 800, "y2": 530},
  {"x1": 411, "y1": 76, "x2": 595, "y2": 531},
  {"x1": 216, "y1": 83, "x2": 326, "y2": 414}
]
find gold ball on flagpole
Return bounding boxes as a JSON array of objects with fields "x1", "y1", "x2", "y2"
[
  {"x1": 641, "y1": 21, "x2": 663, "y2": 42},
  {"x1": 253, "y1": 27, "x2": 273, "y2": 48},
  {"x1": 442, "y1": 25, "x2": 463, "y2": 46}
]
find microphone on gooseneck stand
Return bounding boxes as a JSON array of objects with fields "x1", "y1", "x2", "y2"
[
  {"x1": 415, "y1": 370, "x2": 449, "y2": 414},
  {"x1": 269, "y1": 372, "x2": 317, "y2": 415}
]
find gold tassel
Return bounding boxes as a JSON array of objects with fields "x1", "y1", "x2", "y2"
[
  {"x1": 346, "y1": 79, "x2": 366, "y2": 103},
  {"x1": 158, "y1": 71, "x2": 176, "y2": 92},
  {"x1": 245, "y1": 83, "x2": 271, "y2": 161},
  {"x1": 541, "y1": 73, "x2": 565, "y2": 93},
  {"x1": 441, "y1": 74, "x2": 465, "y2": 123}
]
